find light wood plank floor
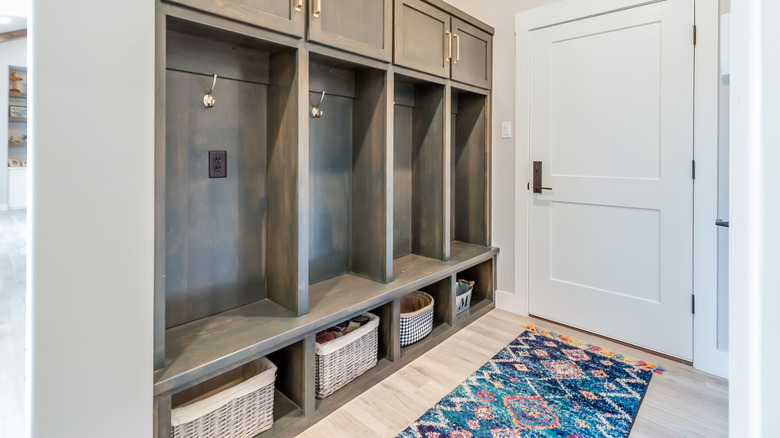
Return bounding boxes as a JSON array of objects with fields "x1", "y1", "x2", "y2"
[
  {"x1": 0, "y1": 209, "x2": 26, "y2": 438},
  {"x1": 300, "y1": 309, "x2": 728, "y2": 438}
]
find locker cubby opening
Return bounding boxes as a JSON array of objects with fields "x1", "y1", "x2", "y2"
[
  {"x1": 169, "y1": 340, "x2": 306, "y2": 436},
  {"x1": 265, "y1": 339, "x2": 309, "y2": 425},
  {"x1": 451, "y1": 89, "x2": 488, "y2": 247},
  {"x1": 314, "y1": 300, "x2": 396, "y2": 411},
  {"x1": 308, "y1": 54, "x2": 390, "y2": 285},
  {"x1": 372, "y1": 300, "x2": 397, "y2": 363},
  {"x1": 455, "y1": 258, "x2": 494, "y2": 321},
  {"x1": 393, "y1": 75, "x2": 447, "y2": 261},
  {"x1": 162, "y1": 17, "x2": 303, "y2": 333},
  {"x1": 400, "y1": 276, "x2": 452, "y2": 357}
]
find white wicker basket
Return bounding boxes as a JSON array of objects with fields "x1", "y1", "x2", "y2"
[
  {"x1": 400, "y1": 291, "x2": 434, "y2": 347},
  {"x1": 315, "y1": 313, "x2": 379, "y2": 399},
  {"x1": 455, "y1": 279, "x2": 474, "y2": 314},
  {"x1": 171, "y1": 357, "x2": 276, "y2": 438}
]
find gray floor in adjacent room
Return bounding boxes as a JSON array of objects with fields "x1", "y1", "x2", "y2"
[{"x1": 0, "y1": 209, "x2": 26, "y2": 438}]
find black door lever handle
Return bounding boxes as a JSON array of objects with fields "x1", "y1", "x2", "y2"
[{"x1": 532, "y1": 161, "x2": 552, "y2": 194}]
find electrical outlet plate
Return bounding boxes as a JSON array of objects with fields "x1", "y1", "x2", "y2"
[{"x1": 209, "y1": 150, "x2": 227, "y2": 178}]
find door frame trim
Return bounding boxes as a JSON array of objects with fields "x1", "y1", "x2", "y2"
[{"x1": 513, "y1": 0, "x2": 727, "y2": 377}]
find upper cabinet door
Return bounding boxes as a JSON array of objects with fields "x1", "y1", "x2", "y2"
[
  {"x1": 450, "y1": 18, "x2": 492, "y2": 89},
  {"x1": 167, "y1": 0, "x2": 306, "y2": 37},
  {"x1": 308, "y1": 0, "x2": 392, "y2": 61},
  {"x1": 394, "y1": 0, "x2": 451, "y2": 78}
]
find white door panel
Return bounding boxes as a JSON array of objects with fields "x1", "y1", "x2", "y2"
[
  {"x1": 528, "y1": 0, "x2": 694, "y2": 359},
  {"x1": 550, "y1": 22, "x2": 662, "y2": 180},
  {"x1": 549, "y1": 202, "x2": 660, "y2": 303}
]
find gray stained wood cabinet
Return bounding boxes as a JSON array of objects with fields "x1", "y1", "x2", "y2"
[
  {"x1": 395, "y1": 0, "x2": 492, "y2": 88},
  {"x1": 394, "y1": 0, "x2": 452, "y2": 78},
  {"x1": 164, "y1": 0, "x2": 306, "y2": 37},
  {"x1": 450, "y1": 18, "x2": 492, "y2": 89},
  {"x1": 153, "y1": 1, "x2": 495, "y2": 437},
  {"x1": 308, "y1": 0, "x2": 393, "y2": 61}
]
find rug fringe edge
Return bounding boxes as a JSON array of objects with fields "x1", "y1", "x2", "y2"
[{"x1": 522, "y1": 324, "x2": 666, "y2": 374}]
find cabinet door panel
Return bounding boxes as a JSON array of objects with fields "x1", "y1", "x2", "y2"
[
  {"x1": 451, "y1": 18, "x2": 491, "y2": 88},
  {"x1": 167, "y1": 0, "x2": 305, "y2": 37},
  {"x1": 394, "y1": 0, "x2": 451, "y2": 78},
  {"x1": 309, "y1": 0, "x2": 392, "y2": 61}
]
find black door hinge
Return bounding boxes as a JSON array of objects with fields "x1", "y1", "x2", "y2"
[
  {"x1": 692, "y1": 160, "x2": 696, "y2": 180},
  {"x1": 693, "y1": 25, "x2": 697, "y2": 45},
  {"x1": 692, "y1": 294, "x2": 695, "y2": 314}
]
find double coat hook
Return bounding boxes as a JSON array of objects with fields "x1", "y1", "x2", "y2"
[{"x1": 203, "y1": 74, "x2": 218, "y2": 108}]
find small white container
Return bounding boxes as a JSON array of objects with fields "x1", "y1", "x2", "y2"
[{"x1": 455, "y1": 279, "x2": 474, "y2": 314}]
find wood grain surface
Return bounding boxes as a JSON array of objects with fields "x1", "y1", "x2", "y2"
[
  {"x1": 411, "y1": 84, "x2": 446, "y2": 260},
  {"x1": 452, "y1": 92, "x2": 488, "y2": 246},
  {"x1": 309, "y1": 0, "x2": 392, "y2": 61},
  {"x1": 394, "y1": 0, "x2": 451, "y2": 79},
  {"x1": 266, "y1": 48, "x2": 306, "y2": 315},
  {"x1": 351, "y1": 69, "x2": 390, "y2": 283},
  {"x1": 166, "y1": 0, "x2": 305, "y2": 38},
  {"x1": 450, "y1": 17, "x2": 492, "y2": 89},
  {"x1": 165, "y1": 69, "x2": 268, "y2": 328},
  {"x1": 154, "y1": 242, "x2": 497, "y2": 394}
]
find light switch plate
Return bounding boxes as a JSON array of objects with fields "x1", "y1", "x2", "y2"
[{"x1": 501, "y1": 122, "x2": 512, "y2": 139}]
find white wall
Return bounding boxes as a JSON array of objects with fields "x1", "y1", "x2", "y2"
[
  {"x1": 716, "y1": 0, "x2": 730, "y2": 351},
  {"x1": 28, "y1": 1, "x2": 154, "y2": 436},
  {"x1": 0, "y1": 38, "x2": 27, "y2": 209},
  {"x1": 729, "y1": 0, "x2": 780, "y2": 433},
  {"x1": 443, "y1": 0, "x2": 562, "y2": 313}
]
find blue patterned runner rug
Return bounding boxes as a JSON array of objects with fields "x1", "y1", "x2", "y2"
[{"x1": 397, "y1": 326, "x2": 658, "y2": 438}]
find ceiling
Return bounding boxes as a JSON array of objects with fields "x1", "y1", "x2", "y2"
[
  {"x1": 0, "y1": 0, "x2": 27, "y2": 34},
  {"x1": 0, "y1": 16, "x2": 27, "y2": 34}
]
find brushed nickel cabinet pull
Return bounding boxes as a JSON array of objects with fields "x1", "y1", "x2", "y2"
[
  {"x1": 314, "y1": 0, "x2": 321, "y2": 18},
  {"x1": 445, "y1": 31, "x2": 452, "y2": 62},
  {"x1": 295, "y1": 0, "x2": 302, "y2": 12},
  {"x1": 454, "y1": 33, "x2": 460, "y2": 64}
]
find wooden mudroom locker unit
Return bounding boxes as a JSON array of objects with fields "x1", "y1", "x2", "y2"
[{"x1": 153, "y1": 0, "x2": 495, "y2": 435}]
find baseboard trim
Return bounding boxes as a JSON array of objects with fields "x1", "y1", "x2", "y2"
[{"x1": 495, "y1": 289, "x2": 528, "y2": 316}]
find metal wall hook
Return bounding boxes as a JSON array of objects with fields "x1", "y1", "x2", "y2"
[
  {"x1": 203, "y1": 74, "x2": 218, "y2": 108},
  {"x1": 311, "y1": 91, "x2": 326, "y2": 118}
]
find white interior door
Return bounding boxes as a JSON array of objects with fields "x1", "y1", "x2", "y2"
[{"x1": 528, "y1": 0, "x2": 694, "y2": 360}]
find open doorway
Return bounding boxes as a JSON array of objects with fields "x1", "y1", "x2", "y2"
[{"x1": 0, "y1": 11, "x2": 27, "y2": 438}]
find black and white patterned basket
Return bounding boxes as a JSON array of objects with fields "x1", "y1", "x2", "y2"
[{"x1": 399, "y1": 291, "x2": 434, "y2": 347}]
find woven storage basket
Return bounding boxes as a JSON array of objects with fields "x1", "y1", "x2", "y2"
[
  {"x1": 455, "y1": 279, "x2": 474, "y2": 314},
  {"x1": 171, "y1": 357, "x2": 276, "y2": 438},
  {"x1": 399, "y1": 291, "x2": 434, "y2": 347},
  {"x1": 315, "y1": 313, "x2": 379, "y2": 399}
]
